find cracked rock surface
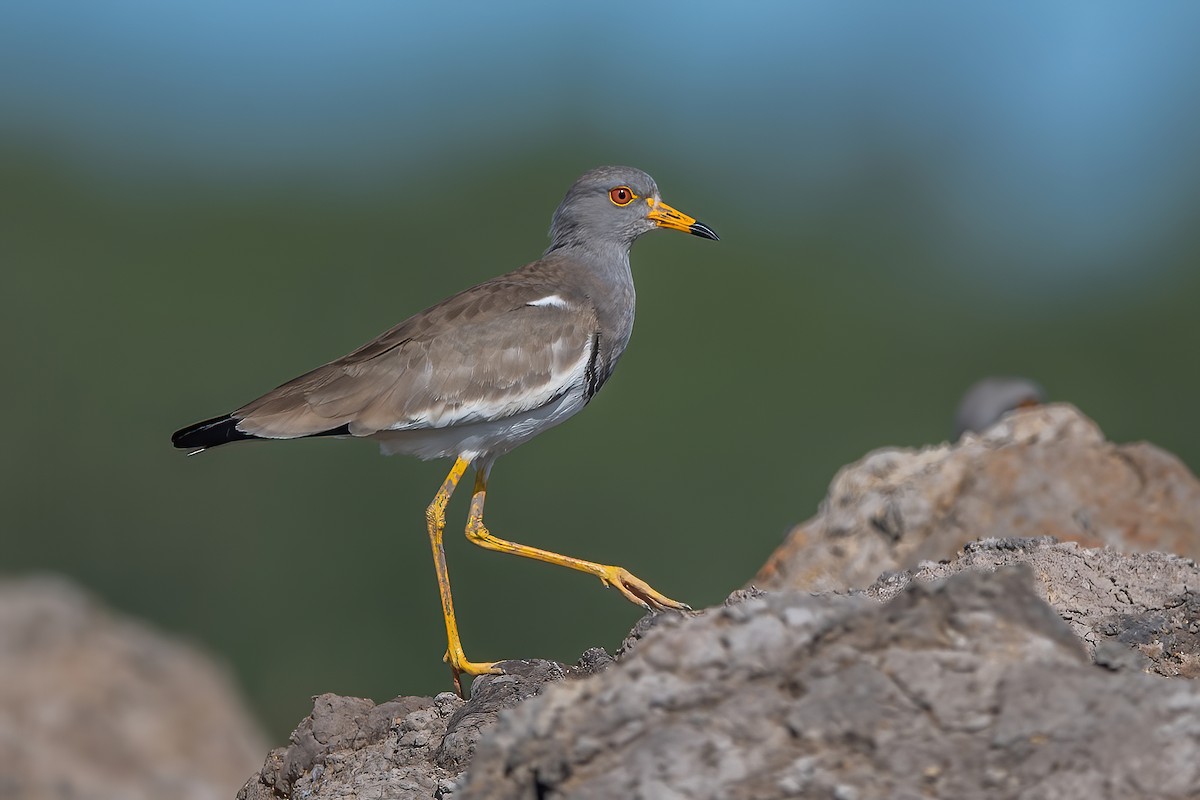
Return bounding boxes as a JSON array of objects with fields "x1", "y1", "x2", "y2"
[
  {"x1": 229, "y1": 404, "x2": 1200, "y2": 799},
  {"x1": 463, "y1": 564, "x2": 1200, "y2": 800},
  {"x1": 753, "y1": 404, "x2": 1200, "y2": 591},
  {"x1": 236, "y1": 542, "x2": 1200, "y2": 800},
  {"x1": 870, "y1": 537, "x2": 1200, "y2": 678},
  {"x1": 236, "y1": 659, "x2": 602, "y2": 800}
]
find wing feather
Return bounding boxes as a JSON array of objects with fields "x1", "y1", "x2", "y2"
[{"x1": 233, "y1": 280, "x2": 598, "y2": 440}]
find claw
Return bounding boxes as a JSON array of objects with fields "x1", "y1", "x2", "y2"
[
  {"x1": 598, "y1": 565, "x2": 689, "y2": 613},
  {"x1": 444, "y1": 648, "x2": 503, "y2": 697}
]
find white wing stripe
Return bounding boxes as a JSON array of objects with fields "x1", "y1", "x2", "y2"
[
  {"x1": 383, "y1": 340, "x2": 591, "y2": 432},
  {"x1": 525, "y1": 294, "x2": 570, "y2": 309}
]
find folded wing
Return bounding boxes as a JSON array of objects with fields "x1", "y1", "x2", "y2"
[{"x1": 232, "y1": 283, "x2": 599, "y2": 440}]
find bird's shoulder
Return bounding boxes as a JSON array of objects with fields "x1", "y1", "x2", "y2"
[{"x1": 344, "y1": 258, "x2": 597, "y2": 362}]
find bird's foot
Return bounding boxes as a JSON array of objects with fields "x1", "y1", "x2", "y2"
[
  {"x1": 596, "y1": 566, "x2": 692, "y2": 613},
  {"x1": 443, "y1": 649, "x2": 504, "y2": 698}
]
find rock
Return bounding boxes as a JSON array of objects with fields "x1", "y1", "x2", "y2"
[
  {"x1": 239, "y1": 542, "x2": 1200, "y2": 799},
  {"x1": 237, "y1": 692, "x2": 455, "y2": 800},
  {"x1": 868, "y1": 537, "x2": 1200, "y2": 678},
  {"x1": 753, "y1": 404, "x2": 1200, "y2": 592},
  {"x1": 236, "y1": 658, "x2": 606, "y2": 800},
  {"x1": 463, "y1": 564, "x2": 1200, "y2": 799},
  {"x1": 229, "y1": 405, "x2": 1200, "y2": 799},
  {"x1": 0, "y1": 575, "x2": 266, "y2": 800}
]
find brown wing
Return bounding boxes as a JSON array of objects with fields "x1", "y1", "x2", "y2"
[{"x1": 232, "y1": 277, "x2": 599, "y2": 439}]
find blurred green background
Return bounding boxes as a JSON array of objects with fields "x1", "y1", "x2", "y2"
[{"x1": 4, "y1": 2, "x2": 1200, "y2": 739}]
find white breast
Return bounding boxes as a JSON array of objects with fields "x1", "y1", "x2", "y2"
[{"x1": 371, "y1": 381, "x2": 590, "y2": 461}]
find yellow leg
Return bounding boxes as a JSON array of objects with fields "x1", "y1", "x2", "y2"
[
  {"x1": 426, "y1": 456, "x2": 502, "y2": 695},
  {"x1": 465, "y1": 466, "x2": 690, "y2": 612}
]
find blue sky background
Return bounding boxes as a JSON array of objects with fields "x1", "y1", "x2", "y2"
[{"x1": 5, "y1": 2, "x2": 1200, "y2": 287}]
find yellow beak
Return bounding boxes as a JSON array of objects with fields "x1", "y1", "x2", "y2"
[{"x1": 647, "y1": 198, "x2": 720, "y2": 240}]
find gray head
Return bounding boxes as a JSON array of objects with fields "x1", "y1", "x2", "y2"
[
  {"x1": 547, "y1": 166, "x2": 718, "y2": 253},
  {"x1": 953, "y1": 376, "x2": 1047, "y2": 438}
]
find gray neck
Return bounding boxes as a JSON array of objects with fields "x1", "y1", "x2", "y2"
[{"x1": 546, "y1": 238, "x2": 638, "y2": 380}]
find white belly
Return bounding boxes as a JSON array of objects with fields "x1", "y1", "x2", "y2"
[{"x1": 370, "y1": 382, "x2": 590, "y2": 462}]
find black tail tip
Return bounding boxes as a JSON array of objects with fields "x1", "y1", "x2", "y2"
[{"x1": 172, "y1": 414, "x2": 257, "y2": 450}]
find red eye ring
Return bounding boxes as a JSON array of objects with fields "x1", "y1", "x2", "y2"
[{"x1": 609, "y1": 186, "x2": 635, "y2": 206}]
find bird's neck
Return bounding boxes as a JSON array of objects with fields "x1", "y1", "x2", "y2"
[
  {"x1": 543, "y1": 239, "x2": 637, "y2": 366},
  {"x1": 546, "y1": 221, "x2": 636, "y2": 258},
  {"x1": 544, "y1": 238, "x2": 634, "y2": 288}
]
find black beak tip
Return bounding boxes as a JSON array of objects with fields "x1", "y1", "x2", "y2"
[{"x1": 689, "y1": 221, "x2": 720, "y2": 241}]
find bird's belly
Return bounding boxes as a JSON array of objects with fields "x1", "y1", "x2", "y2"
[{"x1": 371, "y1": 384, "x2": 590, "y2": 462}]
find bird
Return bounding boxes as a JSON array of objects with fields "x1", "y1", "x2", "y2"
[
  {"x1": 172, "y1": 166, "x2": 719, "y2": 693},
  {"x1": 953, "y1": 376, "x2": 1046, "y2": 438}
]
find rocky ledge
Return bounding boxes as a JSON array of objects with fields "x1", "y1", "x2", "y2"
[{"x1": 235, "y1": 405, "x2": 1200, "y2": 800}]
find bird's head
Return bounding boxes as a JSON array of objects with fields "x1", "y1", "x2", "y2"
[{"x1": 548, "y1": 166, "x2": 719, "y2": 253}]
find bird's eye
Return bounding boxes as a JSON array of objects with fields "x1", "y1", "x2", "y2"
[{"x1": 609, "y1": 186, "x2": 635, "y2": 206}]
